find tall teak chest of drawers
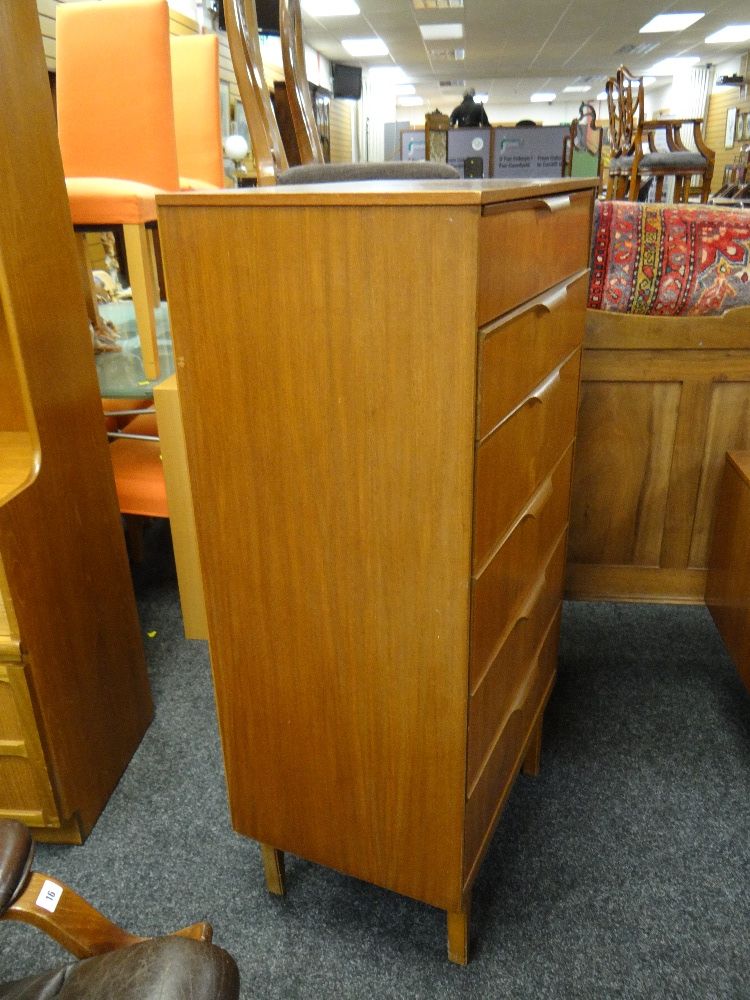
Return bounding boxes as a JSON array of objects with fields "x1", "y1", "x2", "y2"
[{"x1": 157, "y1": 178, "x2": 597, "y2": 962}]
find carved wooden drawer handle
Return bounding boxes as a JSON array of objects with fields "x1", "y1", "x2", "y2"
[
  {"x1": 528, "y1": 368, "x2": 562, "y2": 405},
  {"x1": 535, "y1": 194, "x2": 572, "y2": 213},
  {"x1": 537, "y1": 285, "x2": 569, "y2": 313}
]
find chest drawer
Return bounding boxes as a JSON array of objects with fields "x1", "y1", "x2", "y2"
[
  {"x1": 468, "y1": 533, "x2": 567, "y2": 784},
  {"x1": 477, "y1": 271, "x2": 588, "y2": 440},
  {"x1": 477, "y1": 191, "x2": 593, "y2": 325},
  {"x1": 464, "y1": 606, "x2": 561, "y2": 879},
  {"x1": 471, "y1": 444, "x2": 573, "y2": 684},
  {"x1": 474, "y1": 350, "x2": 581, "y2": 569},
  {"x1": 0, "y1": 659, "x2": 59, "y2": 828}
]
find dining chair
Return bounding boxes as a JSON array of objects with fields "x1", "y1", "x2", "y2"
[
  {"x1": 224, "y1": 0, "x2": 459, "y2": 185},
  {"x1": 56, "y1": 0, "x2": 179, "y2": 380},
  {"x1": 0, "y1": 819, "x2": 239, "y2": 1000},
  {"x1": 563, "y1": 102, "x2": 603, "y2": 181},
  {"x1": 605, "y1": 65, "x2": 714, "y2": 202},
  {"x1": 171, "y1": 33, "x2": 226, "y2": 190}
]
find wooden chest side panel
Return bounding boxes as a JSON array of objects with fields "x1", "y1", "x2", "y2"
[{"x1": 159, "y1": 202, "x2": 479, "y2": 911}]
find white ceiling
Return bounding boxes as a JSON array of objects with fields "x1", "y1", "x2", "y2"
[{"x1": 300, "y1": 0, "x2": 750, "y2": 111}]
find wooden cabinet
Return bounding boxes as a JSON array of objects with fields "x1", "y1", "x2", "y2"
[
  {"x1": 706, "y1": 451, "x2": 750, "y2": 693},
  {"x1": 0, "y1": 0, "x2": 152, "y2": 842},
  {"x1": 566, "y1": 307, "x2": 750, "y2": 603},
  {"x1": 157, "y1": 178, "x2": 596, "y2": 961}
]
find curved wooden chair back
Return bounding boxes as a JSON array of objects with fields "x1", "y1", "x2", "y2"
[
  {"x1": 224, "y1": 0, "x2": 288, "y2": 185},
  {"x1": 279, "y1": 0, "x2": 325, "y2": 165},
  {"x1": 606, "y1": 66, "x2": 643, "y2": 159}
]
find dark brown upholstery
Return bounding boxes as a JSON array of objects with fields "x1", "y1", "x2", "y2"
[
  {"x1": 0, "y1": 821, "x2": 239, "y2": 1000},
  {"x1": 0, "y1": 938, "x2": 239, "y2": 1000},
  {"x1": 0, "y1": 822, "x2": 34, "y2": 916}
]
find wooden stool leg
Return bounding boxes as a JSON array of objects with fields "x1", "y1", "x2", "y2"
[
  {"x1": 260, "y1": 844, "x2": 286, "y2": 896},
  {"x1": 522, "y1": 716, "x2": 543, "y2": 776},
  {"x1": 447, "y1": 897, "x2": 471, "y2": 965}
]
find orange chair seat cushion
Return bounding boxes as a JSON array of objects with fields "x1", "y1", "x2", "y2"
[
  {"x1": 123, "y1": 411, "x2": 159, "y2": 437},
  {"x1": 65, "y1": 177, "x2": 161, "y2": 225},
  {"x1": 102, "y1": 397, "x2": 153, "y2": 434},
  {"x1": 109, "y1": 438, "x2": 168, "y2": 518}
]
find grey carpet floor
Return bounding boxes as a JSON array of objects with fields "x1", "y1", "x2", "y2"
[{"x1": 2, "y1": 524, "x2": 749, "y2": 998}]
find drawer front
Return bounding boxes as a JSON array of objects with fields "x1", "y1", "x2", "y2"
[
  {"x1": 468, "y1": 534, "x2": 567, "y2": 783},
  {"x1": 477, "y1": 271, "x2": 588, "y2": 440},
  {"x1": 477, "y1": 191, "x2": 593, "y2": 325},
  {"x1": 464, "y1": 607, "x2": 561, "y2": 879},
  {"x1": 474, "y1": 350, "x2": 581, "y2": 569},
  {"x1": 471, "y1": 447, "x2": 572, "y2": 688},
  {"x1": 0, "y1": 660, "x2": 59, "y2": 828}
]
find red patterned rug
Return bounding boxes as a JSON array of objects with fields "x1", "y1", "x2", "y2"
[{"x1": 588, "y1": 200, "x2": 750, "y2": 315}]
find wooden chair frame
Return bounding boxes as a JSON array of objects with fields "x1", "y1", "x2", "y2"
[
  {"x1": 279, "y1": 0, "x2": 325, "y2": 165},
  {"x1": 224, "y1": 0, "x2": 288, "y2": 184},
  {"x1": 605, "y1": 65, "x2": 714, "y2": 203}
]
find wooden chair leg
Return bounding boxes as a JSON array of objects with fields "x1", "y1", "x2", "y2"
[
  {"x1": 1, "y1": 870, "x2": 211, "y2": 959},
  {"x1": 260, "y1": 844, "x2": 286, "y2": 896},
  {"x1": 122, "y1": 222, "x2": 160, "y2": 381},
  {"x1": 522, "y1": 716, "x2": 543, "y2": 776},
  {"x1": 447, "y1": 895, "x2": 471, "y2": 965},
  {"x1": 73, "y1": 233, "x2": 102, "y2": 329}
]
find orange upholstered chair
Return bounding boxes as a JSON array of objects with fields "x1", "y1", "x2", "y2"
[
  {"x1": 171, "y1": 34, "x2": 225, "y2": 190},
  {"x1": 56, "y1": 0, "x2": 179, "y2": 380}
]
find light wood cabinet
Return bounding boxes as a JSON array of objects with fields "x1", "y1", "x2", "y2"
[
  {"x1": 157, "y1": 178, "x2": 596, "y2": 961},
  {"x1": 0, "y1": 0, "x2": 152, "y2": 842}
]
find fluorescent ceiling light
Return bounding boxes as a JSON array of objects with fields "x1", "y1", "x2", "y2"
[
  {"x1": 647, "y1": 55, "x2": 701, "y2": 74},
  {"x1": 368, "y1": 66, "x2": 410, "y2": 83},
  {"x1": 398, "y1": 96, "x2": 424, "y2": 106},
  {"x1": 473, "y1": 92, "x2": 488, "y2": 103},
  {"x1": 705, "y1": 24, "x2": 750, "y2": 43},
  {"x1": 395, "y1": 83, "x2": 416, "y2": 95},
  {"x1": 642, "y1": 76, "x2": 657, "y2": 86},
  {"x1": 419, "y1": 23, "x2": 463, "y2": 39},
  {"x1": 302, "y1": 0, "x2": 360, "y2": 14},
  {"x1": 640, "y1": 12, "x2": 704, "y2": 32},
  {"x1": 342, "y1": 37, "x2": 389, "y2": 57},
  {"x1": 563, "y1": 85, "x2": 591, "y2": 93},
  {"x1": 530, "y1": 92, "x2": 556, "y2": 102}
]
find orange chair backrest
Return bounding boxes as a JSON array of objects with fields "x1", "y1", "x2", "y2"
[
  {"x1": 56, "y1": 0, "x2": 179, "y2": 191},
  {"x1": 170, "y1": 34, "x2": 225, "y2": 189}
]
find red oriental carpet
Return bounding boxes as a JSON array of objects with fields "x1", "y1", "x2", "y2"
[{"x1": 588, "y1": 200, "x2": 750, "y2": 316}]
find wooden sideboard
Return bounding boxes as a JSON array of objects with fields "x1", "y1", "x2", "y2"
[
  {"x1": 706, "y1": 450, "x2": 750, "y2": 693},
  {"x1": 566, "y1": 305, "x2": 750, "y2": 603},
  {"x1": 157, "y1": 177, "x2": 597, "y2": 962},
  {"x1": 0, "y1": 0, "x2": 152, "y2": 842}
]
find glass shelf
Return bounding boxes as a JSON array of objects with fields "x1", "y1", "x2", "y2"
[{"x1": 96, "y1": 300, "x2": 174, "y2": 399}]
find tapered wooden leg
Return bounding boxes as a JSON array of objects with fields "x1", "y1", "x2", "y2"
[
  {"x1": 522, "y1": 717, "x2": 543, "y2": 776},
  {"x1": 260, "y1": 844, "x2": 286, "y2": 896},
  {"x1": 447, "y1": 897, "x2": 471, "y2": 965},
  {"x1": 122, "y1": 223, "x2": 160, "y2": 380}
]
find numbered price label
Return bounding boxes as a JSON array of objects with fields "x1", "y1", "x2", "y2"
[{"x1": 35, "y1": 879, "x2": 63, "y2": 913}]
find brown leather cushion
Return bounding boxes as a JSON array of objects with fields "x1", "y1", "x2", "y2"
[
  {"x1": 0, "y1": 938, "x2": 240, "y2": 1000},
  {"x1": 0, "y1": 820, "x2": 34, "y2": 917}
]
